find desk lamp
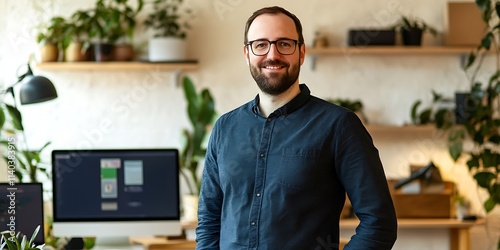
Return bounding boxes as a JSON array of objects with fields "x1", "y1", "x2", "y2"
[{"x1": 5, "y1": 63, "x2": 58, "y2": 105}]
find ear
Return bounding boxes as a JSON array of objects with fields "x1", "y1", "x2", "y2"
[
  {"x1": 299, "y1": 44, "x2": 306, "y2": 66},
  {"x1": 244, "y1": 45, "x2": 250, "y2": 66}
]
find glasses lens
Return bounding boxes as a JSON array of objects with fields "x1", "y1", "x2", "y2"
[
  {"x1": 276, "y1": 39, "x2": 296, "y2": 55},
  {"x1": 251, "y1": 41, "x2": 270, "y2": 56}
]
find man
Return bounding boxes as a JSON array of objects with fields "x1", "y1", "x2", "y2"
[{"x1": 196, "y1": 6, "x2": 397, "y2": 250}]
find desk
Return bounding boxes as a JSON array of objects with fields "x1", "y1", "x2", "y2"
[
  {"x1": 130, "y1": 237, "x2": 196, "y2": 250},
  {"x1": 133, "y1": 219, "x2": 483, "y2": 250},
  {"x1": 340, "y1": 218, "x2": 484, "y2": 250}
]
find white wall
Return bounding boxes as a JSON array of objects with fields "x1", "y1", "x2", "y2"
[{"x1": 0, "y1": 0, "x2": 498, "y2": 249}]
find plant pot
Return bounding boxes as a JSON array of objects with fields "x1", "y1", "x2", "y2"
[
  {"x1": 455, "y1": 92, "x2": 472, "y2": 124},
  {"x1": 149, "y1": 37, "x2": 186, "y2": 62},
  {"x1": 64, "y1": 42, "x2": 89, "y2": 62},
  {"x1": 402, "y1": 29, "x2": 423, "y2": 46},
  {"x1": 455, "y1": 203, "x2": 469, "y2": 220},
  {"x1": 39, "y1": 43, "x2": 59, "y2": 62},
  {"x1": 114, "y1": 44, "x2": 135, "y2": 61},
  {"x1": 93, "y1": 43, "x2": 115, "y2": 62},
  {"x1": 348, "y1": 29, "x2": 396, "y2": 46},
  {"x1": 182, "y1": 194, "x2": 199, "y2": 222}
]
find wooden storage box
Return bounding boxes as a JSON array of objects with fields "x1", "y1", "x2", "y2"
[{"x1": 388, "y1": 180, "x2": 454, "y2": 218}]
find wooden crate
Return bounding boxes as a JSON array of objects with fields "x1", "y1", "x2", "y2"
[{"x1": 388, "y1": 180, "x2": 455, "y2": 218}]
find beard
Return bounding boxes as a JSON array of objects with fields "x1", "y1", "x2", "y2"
[{"x1": 250, "y1": 58, "x2": 300, "y2": 96}]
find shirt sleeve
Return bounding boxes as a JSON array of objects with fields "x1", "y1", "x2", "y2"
[
  {"x1": 195, "y1": 120, "x2": 223, "y2": 250},
  {"x1": 335, "y1": 112, "x2": 398, "y2": 250}
]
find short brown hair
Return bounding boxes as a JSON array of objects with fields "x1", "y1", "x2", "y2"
[{"x1": 243, "y1": 6, "x2": 304, "y2": 45}]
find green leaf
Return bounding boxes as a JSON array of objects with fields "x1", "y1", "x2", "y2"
[
  {"x1": 0, "y1": 105, "x2": 5, "y2": 131},
  {"x1": 5, "y1": 104, "x2": 23, "y2": 131},
  {"x1": 465, "y1": 51, "x2": 477, "y2": 69},
  {"x1": 466, "y1": 157, "x2": 480, "y2": 170},
  {"x1": 474, "y1": 171, "x2": 495, "y2": 189},
  {"x1": 28, "y1": 225, "x2": 40, "y2": 246},
  {"x1": 20, "y1": 235, "x2": 27, "y2": 250},
  {"x1": 476, "y1": 0, "x2": 490, "y2": 10},
  {"x1": 410, "y1": 100, "x2": 421, "y2": 124},
  {"x1": 434, "y1": 109, "x2": 450, "y2": 129},
  {"x1": 482, "y1": 149, "x2": 499, "y2": 168},
  {"x1": 449, "y1": 142, "x2": 463, "y2": 161},
  {"x1": 419, "y1": 109, "x2": 432, "y2": 124},
  {"x1": 484, "y1": 197, "x2": 495, "y2": 212},
  {"x1": 489, "y1": 135, "x2": 500, "y2": 143},
  {"x1": 496, "y1": 2, "x2": 500, "y2": 20},
  {"x1": 481, "y1": 32, "x2": 494, "y2": 50}
]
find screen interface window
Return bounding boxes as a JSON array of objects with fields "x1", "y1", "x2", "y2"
[{"x1": 53, "y1": 150, "x2": 179, "y2": 221}]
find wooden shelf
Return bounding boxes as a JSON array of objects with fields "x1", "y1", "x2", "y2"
[
  {"x1": 340, "y1": 218, "x2": 484, "y2": 229},
  {"x1": 36, "y1": 61, "x2": 198, "y2": 71},
  {"x1": 366, "y1": 124, "x2": 436, "y2": 134},
  {"x1": 307, "y1": 46, "x2": 475, "y2": 55}
]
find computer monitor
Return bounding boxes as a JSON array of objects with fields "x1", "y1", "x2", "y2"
[
  {"x1": 0, "y1": 183, "x2": 45, "y2": 246},
  {"x1": 51, "y1": 149, "x2": 181, "y2": 249}
]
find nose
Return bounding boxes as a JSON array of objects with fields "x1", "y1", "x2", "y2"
[{"x1": 266, "y1": 43, "x2": 281, "y2": 58}]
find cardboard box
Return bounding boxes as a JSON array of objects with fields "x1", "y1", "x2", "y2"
[
  {"x1": 388, "y1": 180, "x2": 455, "y2": 218},
  {"x1": 446, "y1": 2, "x2": 486, "y2": 46}
]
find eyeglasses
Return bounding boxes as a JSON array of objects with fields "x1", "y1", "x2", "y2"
[{"x1": 247, "y1": 39, "x2": 299, "y2": 56}]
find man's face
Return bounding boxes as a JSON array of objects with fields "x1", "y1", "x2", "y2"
[{"x1": 244, "y1": 13, "x2": 305, "y2": 96}]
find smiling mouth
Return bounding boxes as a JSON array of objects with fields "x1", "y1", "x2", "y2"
[{"x1": 263, "y1": 65, "x2": 285, "y2": 69}]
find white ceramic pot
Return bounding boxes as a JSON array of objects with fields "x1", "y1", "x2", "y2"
[
  {"x1": 149, "y1": 37, "x2": 186, "y2": 62},
  {"x1": 182, "y1": 194, "x2": 199, "y2": 222}
]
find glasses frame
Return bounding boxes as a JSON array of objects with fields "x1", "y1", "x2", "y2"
[{"x1": 246, "y1": 39, "x2": 300, "y2": 56}]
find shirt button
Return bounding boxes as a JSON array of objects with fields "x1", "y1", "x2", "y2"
[
  {"x1": 251, "y1": 222, "x2": 256, "y2": 226},
  {"x1": 260, "y1": 153, "x2": 264, "y2": 158},
  {"x1": 256, "y1": 193, "x2": 261, "y2": 197}
]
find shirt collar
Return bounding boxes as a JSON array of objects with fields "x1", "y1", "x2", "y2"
[{"x1": 251, "y1": 84, "x2": 311, "y2": 117}]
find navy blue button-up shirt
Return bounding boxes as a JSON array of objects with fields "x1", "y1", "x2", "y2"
[{"x1": 196, "y1": 84, "x2": 397, "y2": 250}]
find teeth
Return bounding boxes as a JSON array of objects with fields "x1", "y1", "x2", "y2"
[{"x1": 265, "y1": 66, "x2": 282, "y2": 69}]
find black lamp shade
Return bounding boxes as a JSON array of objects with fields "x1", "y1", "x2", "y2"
[{"x1": 19, "y1": 75, "x2": 58, "y2": 105}]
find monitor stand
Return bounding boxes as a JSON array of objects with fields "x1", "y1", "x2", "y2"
[{"x1": 93, "y1": 237, "x2": 141, "y2": 250}]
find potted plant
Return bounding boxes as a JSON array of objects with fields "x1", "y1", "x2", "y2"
[
  {"x1": 144, "y1": 0, "x2": 192, "y2": 61},
  {"x1": 327, "y1": 98, "x2": 368, "y2": 124},
  {"x1": 0, "y1": 225, "x2": 44, "y2": 250},
  {"x1": 392, "y1": 15, "x2": 438, "y2": 46},
  {"x1": 62, "y1": 10, "x2": 93, "y2": 62},
  {"x1": 410, "y1": 90, "x2": 454, "y2": 127},
  {"x1": 36, "y1": 16, "x2": 68, "y2": 62},
  {"x1": 179, "y1": 76, "x2": 216, "y2": 221},
  {"x1": 109, "y1": 0, "x2": 143, "y2": 61},
  {"x1": 452, "y1": 193, "x2": 471, "y2": 220},
  {"x1": 87, "y1": 0, "x2": 143, "y2": 61}
]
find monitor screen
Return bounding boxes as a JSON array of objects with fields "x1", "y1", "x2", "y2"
[
  {"x1": 0, "y1": 183, "x2": 45, "y2": 245},
  {"x1": 51, "y1": 149, "x2": 181, "y2": 242}
]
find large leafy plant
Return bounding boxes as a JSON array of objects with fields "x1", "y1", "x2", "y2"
[
  {"x1": 0, "y1": 97, "x2": 51, "y2": 183},
  {"x1": 88, "y1": 0, "x2": 143, "y2": 43},
  {"x1": 143, "y1": 0, "x2": 191, "y2": 38},
  {"x1": 442, "y1": 0, "x2": 500, "y2": 214},
  {"x1": 180, "y1": 76, "x2": 216, "y2": 195},
  {"x1": 410, "y1": 0, "x2": 500, "y2": 227}
]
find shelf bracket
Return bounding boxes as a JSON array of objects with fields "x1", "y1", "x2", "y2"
[
  {"x1": 309, "y1": 55, "x2": 317, "y2": 71},
  {"x1": 173, "y1": 70, "x2": 183, "y2": 87},
  {"x1": 459, "y1": 54, "x2": 468, "y2": 69}
]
